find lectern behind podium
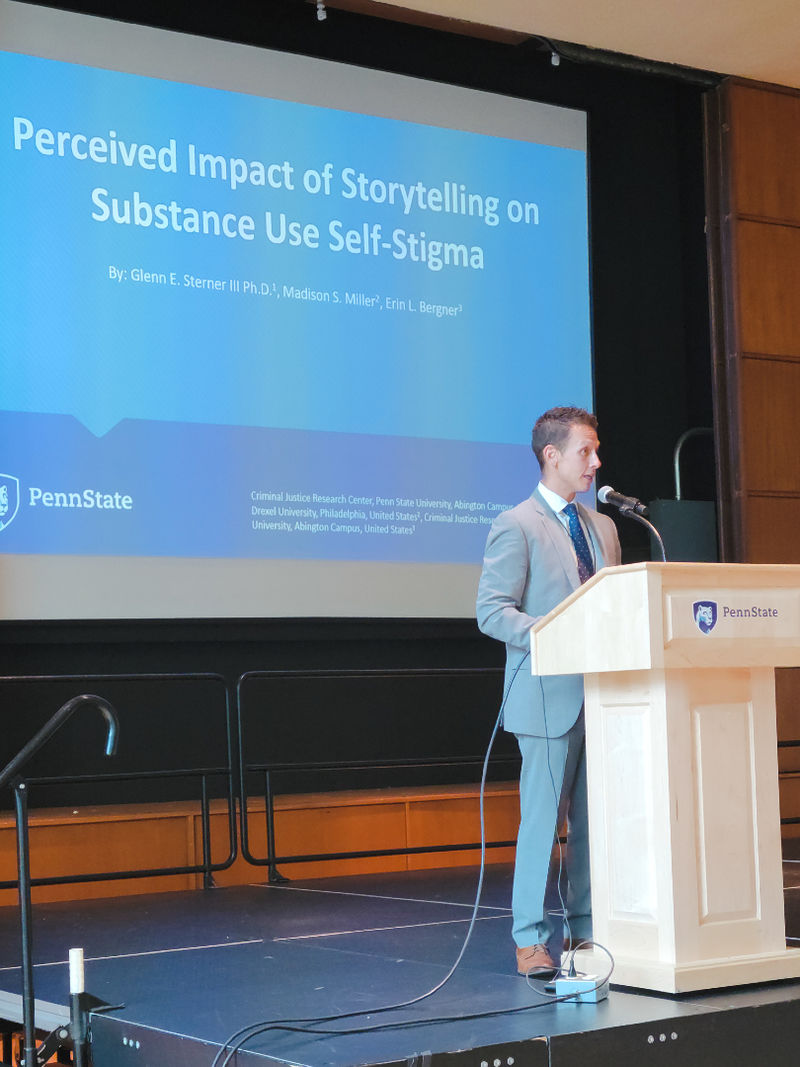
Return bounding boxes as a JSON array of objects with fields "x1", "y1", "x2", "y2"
[{"x1": 530, "y1": 561, "x2": 800, "y2": 993}]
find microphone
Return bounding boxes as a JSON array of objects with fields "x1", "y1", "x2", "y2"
[{"x1": 597, "y1": 485, "x2": 649, "y2": 516}]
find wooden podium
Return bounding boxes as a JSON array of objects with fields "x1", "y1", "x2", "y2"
[{"x1": 529, "y1": 561, "x2": 800, "y2": 993}]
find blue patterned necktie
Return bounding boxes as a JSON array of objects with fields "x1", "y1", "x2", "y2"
[{"x1": 563, "y1": 503, "x2": 594, "y2": 584}]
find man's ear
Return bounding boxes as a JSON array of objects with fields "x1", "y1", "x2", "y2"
[{"x1": 542, "y1": 443, "x2": 559, "y2": 467}]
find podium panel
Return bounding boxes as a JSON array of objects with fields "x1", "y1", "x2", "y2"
[
  {"x1": 530, "y1": 563, "x2": 800, "y2": 992},
  {"x1": 581, "y1": 666, "x2": 800, "y2": 991}
]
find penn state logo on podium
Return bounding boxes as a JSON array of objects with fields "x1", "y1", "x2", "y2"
[
  {"x1": 0, "y1": 474, "x2": 20, "y2": 533},
  {"x1": 692, "y1": 599, "x2": 718, "y2": 635}
]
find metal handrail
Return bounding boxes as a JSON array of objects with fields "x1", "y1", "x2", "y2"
[
  {"x1": 673, "y1": 426, "x2": 714, "y2": 500},
  {"x1": 0, "y1": 673, "x2": 239, "y2": 889},
  {"x1": 0, "y1": 767, "x2": 235, "y2": 891},
  {"x1": 0, "y1": 694, "x2": 118, "y2": 1067},
  {"x1": 234, "y1": 666, "x2": 517, "y2": 880},
  {"x1": 244, "y1": 753, "x2": 518, "y2": 774},
  {"x1": 242, "y1": 752, "x2": 520, "y2": 880},
  {"x1": 0, "y1": 693, "x2": 118, "y2": 791}
]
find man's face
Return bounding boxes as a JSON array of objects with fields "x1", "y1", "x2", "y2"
[{"x1": 542, "y1": 422, "x2": 601, "y2": 501}]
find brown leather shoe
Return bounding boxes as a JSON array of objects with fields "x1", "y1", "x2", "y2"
[
  {"x1": 563, "y1": 938, "x2": 590, "y2": 953},
  {"x1": 516, "y1": 943, "x2": 557, "y2": 977}
]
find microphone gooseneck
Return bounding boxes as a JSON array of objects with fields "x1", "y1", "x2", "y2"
[
  {"x1": 597, "y1": 485, "x2": 666, "y2": 562},
  {"x1": 597, "y1": 485, "x2": 649, "y2": 517}
]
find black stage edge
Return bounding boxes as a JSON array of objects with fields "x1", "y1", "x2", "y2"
[{"x1": 0, "y1": 862, "x2": 798, "y2": 1066}]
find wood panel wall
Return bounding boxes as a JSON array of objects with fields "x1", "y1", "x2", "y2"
[
  {"x1": 708, "y1": 80, "x2": 800, "y2": 560},
  {"x1": 706, "y1": 79, "x2": 800, "y2": 832},
  {"x1": 0, "y1": 785, "x2": 520, "y2": 906}
]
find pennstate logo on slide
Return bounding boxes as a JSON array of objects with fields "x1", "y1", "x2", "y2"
[
  {"x1": 0, "y1": 474, "x2": 20, "y2": 533},
  {"x1": 693, "y1": 600, "x2": 718, "y2": 635}
]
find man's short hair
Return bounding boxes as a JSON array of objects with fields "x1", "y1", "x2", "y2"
[{"x1": 531, "y1": 406, "x2": 598, "y2": 468}]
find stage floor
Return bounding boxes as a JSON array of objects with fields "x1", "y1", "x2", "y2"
[{"x1": 0, "y1": 861, "x2": 799, "y2": 1066}]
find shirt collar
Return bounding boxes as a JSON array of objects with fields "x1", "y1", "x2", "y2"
[{"x1": 537, "y1": 481, "x2": 573, "y2": 515}]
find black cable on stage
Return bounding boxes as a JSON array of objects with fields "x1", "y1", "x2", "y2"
[
  {"x1": 211, "y1": 655, "x2": 531, "y2": 1067},
  {"x1": 210, "y1": 964, "x2": 616, "y2": 1048}
]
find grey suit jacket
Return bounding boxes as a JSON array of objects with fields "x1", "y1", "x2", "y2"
[{"x1": 476, "y1": 487, "x2": 621, "y2": 737}]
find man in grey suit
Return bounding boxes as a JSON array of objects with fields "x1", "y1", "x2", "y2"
[{"x1": 476, "y1": 406, "x2": 621, "y2": 978}]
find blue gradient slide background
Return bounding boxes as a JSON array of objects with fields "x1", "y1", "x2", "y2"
[{"x1": 0, "y1": 49, "x2": 591, "y2": 564}]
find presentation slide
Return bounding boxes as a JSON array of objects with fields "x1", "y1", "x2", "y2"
[{"x1": 0, "y1": 1, "x2": 592, "y2": 619}]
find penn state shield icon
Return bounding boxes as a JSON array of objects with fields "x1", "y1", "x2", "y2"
[
  {"x1": 693, "y1": 600, "x2": 718, "y2": 635},
  {"x1": 0, "y1": 475, "x2": 20, "y2": 533}
]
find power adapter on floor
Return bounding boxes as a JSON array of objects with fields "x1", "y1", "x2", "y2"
[{"x1": 551, "y1": 975, "x2": 609, "y2": 1003}]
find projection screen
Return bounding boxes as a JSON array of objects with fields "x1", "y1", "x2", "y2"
[{"x1": 0, "y1": 0, "x2": 592, "y2": 619}]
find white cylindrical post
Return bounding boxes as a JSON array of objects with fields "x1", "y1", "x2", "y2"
[{"x1": 69, "y1": 948, "x2": 85, "y2": 995}]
